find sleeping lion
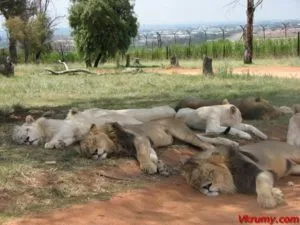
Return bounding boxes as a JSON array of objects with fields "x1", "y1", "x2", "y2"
[
  {"x1": 12, "y1": 106, "x2": 176, "y2": 149},
  {"x1": 175, "y1": 103, "x2": 267, "y2": 140},
  {"x1": 175, "y1": 96, "x2": 282, "y2": 120},
  {"x1": 79, "y1": 117, "x2": 243, "y2": 175},
  {"x1": 181, "y1": 140, "x2": 300, "y2": 208}
]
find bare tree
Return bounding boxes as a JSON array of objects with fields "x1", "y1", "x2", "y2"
[
  {"x1": 186, "y1": 29, "x2": 192, "y2": 47},
  {"x1": 219, "y1": 27, "x2": 226, "y2": 40},
  {"x1": 260, "y1": 24, "x2": 266, "y2": 40},
  {"x1": 143, "y1": 32, "x2": 149, "y2": 47},
  {"x1": 240, "y1": 24, "x2": 246, "y2": 42},
  {"x1": 282, "y1": 22, "x2": 289, "y2": 38},
  {"x1": 172, "y1": 31, "x2": 178, "y2": 44},
  {"x1": 228, "y1": 0, "x2": 263, "y2": 64},
  {"x1": 156, "y1": 31, "x2": 162, "y2": 48}
]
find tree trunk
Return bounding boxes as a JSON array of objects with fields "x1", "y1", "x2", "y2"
[
  {"x1": 244, "y1": 0, "x2": 254, "y2": 64},
  {"x1": 35, "y1": 51, "x2": 42, "y2": 64},
  {"x1": 9, "y1": 36, "x2": 17, "y2": 64},
  {"x1": 125, "y1": 54, "x2": 130, "y2": 67},
  {"x1": 170, "y1": 54, "x2": 179, "y2": 67},
  {"x1": 23, "y1": 39, "x2": 30, "y2": 64},
  {"x1": 85, "y1": 59, "x2": 92, "y2": 67},
  {"x1": 93, "y1": 53, "x2": 102, "y2": 68}
]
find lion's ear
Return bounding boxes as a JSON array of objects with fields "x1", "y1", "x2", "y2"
[
  {"x1": 222, "y1": 98, "x2": 229, "y2": 105},
  {"x1": 70, "y1": 107, "x2": 79, "y2": 115},
  {"x1": 255, "y1": 97, "x2": 261, "y2": 102},
  {"x1": 90, "y1": 124, "x2": 97, "y2": 132},
  {"x1": 230, "y1": 105, "x2": 237, "y2": 115},
  {"x1": 25, "y1": 115, "x2": 34, "y2": 124}
]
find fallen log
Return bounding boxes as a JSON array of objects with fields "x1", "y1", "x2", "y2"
[
  {"x1": 45, "y1": 60, "x2": 99, "y2": 75},
  {"x1": 45, "y1": 68, "x2": 98, "y2": 75}
]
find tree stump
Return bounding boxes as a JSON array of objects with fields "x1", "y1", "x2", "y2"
[
  {"x1": 125, "y1": 54, "x2": 130, "y2": 67},
  {"x1": 202, "y1": 55, "x2": 213, "y2": 75},
  {"x1": 170, "y1": 54, "x2": 179, "y2": 67},
  {"x1": 0, "y1": 56, "x2": 14, "y2": 76}
]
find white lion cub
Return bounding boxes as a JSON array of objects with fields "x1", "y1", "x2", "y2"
[{"x1": 176, "y1": 104, "x2": 267, "y2": 140}]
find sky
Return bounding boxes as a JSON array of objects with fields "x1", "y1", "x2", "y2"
[{"x1": 47, "y1": 0, "x2": 300, "y2": 28}]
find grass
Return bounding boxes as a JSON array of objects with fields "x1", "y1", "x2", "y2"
[{"x1": 1, "y1": 59, "x2": 300, "y2": 222}]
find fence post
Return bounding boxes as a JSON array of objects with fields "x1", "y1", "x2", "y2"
[{"x1": 298, "y1": 32, "x2": 300, "y2": 57}]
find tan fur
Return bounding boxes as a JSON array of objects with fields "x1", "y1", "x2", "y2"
[
  {"x1": 287, "y1": 112, "x2": 300, "y2": 148},
  {"x1": 182, "y1": 141, "x2": 300, "y2": 208},
  {"x1": 80, "y1": 117, "x2": 221, "y2": 175}
]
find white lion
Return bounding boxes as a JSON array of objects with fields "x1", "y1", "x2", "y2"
[
  {"x1": 175, "y1": 104, "x2": 268, "y2": 141},
  {"x1": 12, "y1": 106, "x2": 176, "y2": 149}
]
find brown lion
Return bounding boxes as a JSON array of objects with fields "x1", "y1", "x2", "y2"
[
  {"x1": 79, "y1": 117, "x2": 241, "y2": 176},
  {"x1": 175, "y1": 96, "x2": 282, "y2": 120},
  {"x1": 181, "y1": 140, "x2": 300, "y2": 208}
]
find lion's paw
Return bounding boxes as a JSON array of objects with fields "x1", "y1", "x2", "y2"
[
  {"x1": 140, "y1": 162, "x2": 157, "y2": 174},
  {"x1": 272, "y1": 188, "x2": 284, "y2": 205},
  {"x1": 157, "y1": 160, "x2": 170, "y2": 177},
  {"x1": 239, "y1": 133, "x2": 252, "y2": 140},
  {"x1": 44, "y1": 142, "x2": 54, "y2": 149},
  {"x1": 257, "y1": 194, "x2": 278, "y2": 209},
  {"x1": 44, "y1": 140, "x2": 65, "y2": 149}
]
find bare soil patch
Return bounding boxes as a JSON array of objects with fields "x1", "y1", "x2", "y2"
[
  {"x1": 144, "y1": 65, "x2": 300, "y2": 78},
  {"x1": 3, "y1": 123, "x2": 300, "y2": 225}
]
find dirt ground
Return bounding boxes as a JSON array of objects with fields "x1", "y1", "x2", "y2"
[
  {"x1": 144, "y1": 65, "x2": 300, "y2": 78},
  {"x1": 3, "y1": 66, "x2": 300, "y2": 225}
]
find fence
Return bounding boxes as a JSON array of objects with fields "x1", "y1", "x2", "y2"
[{"x1": 128, "y1": 36, "x2": 300, "y2": 61}]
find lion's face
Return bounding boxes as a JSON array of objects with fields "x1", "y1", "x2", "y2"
[
  {"x1": 79, "y1": 124, "x2": 116, "y2": 160},
  {"x1": 12, "y1": 115, "x2": 43, "y2": 146},
  {"x1": 220, "y1": 105, "x2": 243, "y2": 126},
  {"x1": 181, "y1": 152, "x2": 236, "y2": 196}
]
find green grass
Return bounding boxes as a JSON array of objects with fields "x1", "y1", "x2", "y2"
[{"x1": 1, "y1": 59, "x2": 300, "y2": 222}]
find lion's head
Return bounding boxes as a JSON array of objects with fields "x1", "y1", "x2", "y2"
[
  {"x1": 181, "y1": 151, "x2": 236, "y2": 196},
  {"x1": 12, "y1": 115, "x2": 43, "y2": 146},
  {"x1": 238, "y1": 97, "x2": 282, "y2": 120},
  {"x1": 218, "y1": 104, "x2": 243, "y2": 127},
  {"x1": 79, "y1": 123, "x2": 117, "y2": 160}
]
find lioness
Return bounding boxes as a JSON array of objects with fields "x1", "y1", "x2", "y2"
[
  {"x1": 12, "y1": 106, "x2": 176, "y2": 149},
  {"x1": 175, "y1": 96, "x2": 282, "y2": 120},
  {"x1": 181, "y1": 140, "x2": 300, "y2": 209},
  {"x1": 79, "y1": 117, "x2": 243, "y2": 175},
  {"x1": 175, "y1": 104, "x2": 267, "y2": 140}
]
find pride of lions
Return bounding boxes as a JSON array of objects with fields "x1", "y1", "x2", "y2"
[{"x1": 11, "y1": 96, "x2": 300, "y2": 209}]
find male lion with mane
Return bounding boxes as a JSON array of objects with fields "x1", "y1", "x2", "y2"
[
  {"x1": 79, "y1": 117, "x2": 243, "y2": 175},
  {"x1": 181, "y1": 140, "x2": 300, "y2": 208}
]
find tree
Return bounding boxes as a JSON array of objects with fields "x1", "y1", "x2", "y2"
[
  {"x1": 0, "y1": 0, "x2": 27, "y2": 63},
  {"x1": 229, "y1": 0, "x2": 263, "y2": 64},
  {"x1": 69, "y1": 0, "x2": 138, "y2": 67},
  {"x1": 4, "y1": 0, "x2": 60, "y2": 63}
]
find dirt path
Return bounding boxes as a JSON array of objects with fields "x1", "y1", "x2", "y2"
[
  {"x1": 4, "y1": 176, "x2": 300, "y2": 225},
  {"x1": 144, "y1": 65, "x2": 300, "y2": 78},
  {"x1": 4, "y1": 143, "x2": 300, "y2": 225}
]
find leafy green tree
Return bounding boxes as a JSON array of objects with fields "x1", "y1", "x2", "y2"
[
  {"x1": 0, "y1": 0, "x2": 27, "y2": 63},
  {"x1": 69, "y1": 0, "x2": 138, "y2": 67},
  {"x1": 4, "y1": 1, "x2": 58, "y2": 63}
]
